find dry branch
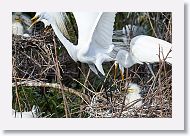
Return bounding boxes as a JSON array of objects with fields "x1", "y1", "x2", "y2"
[{"x1": 12, "y1": 80, "x2": 90, "y2": 104}]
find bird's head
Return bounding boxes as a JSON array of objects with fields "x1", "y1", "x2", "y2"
[
  {"x1": 28, "y1": 12, "x2": 51, "y2": 29},
  {"x1": 127, "y1": 83, "x2": 141, "y2": 94},
  {"x1": 114, "y1": 50, "x2": 130, "y2": 81},
  {"x1": 15, "y1": 16, "x2": 22, "y2": 23},
  {"x1": 12, "y1": 14, "x2": 22, "y2": 23}
]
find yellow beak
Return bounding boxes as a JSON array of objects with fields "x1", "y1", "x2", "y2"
[
  {"x1": 120, "y1": 69, "x2": 124, "y2": 81},
  {"x1": 15, "y1": 18, "x2": 21, "y2": 22},
  {"x1": 31, "y1": 16, "x2": 37, "y2": 22},
  {"x1": 127, "y1": 88, "x2": 135, "y2": 93},
  {"x1": 28, "y1": 16, "x2": 38, "y2": 30}
]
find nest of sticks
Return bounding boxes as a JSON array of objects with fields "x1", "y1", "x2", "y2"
[{"x1": 12, "y1": 29, "x2": 172, "y2": 118}]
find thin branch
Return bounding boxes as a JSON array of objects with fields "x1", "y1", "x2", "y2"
[{"x1": 12, "y1": 80, "x2": 90, "y2": 104}]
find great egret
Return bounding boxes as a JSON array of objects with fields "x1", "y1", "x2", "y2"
[
  {"x1": 12, "y1": 13, "x2": 24, "y2": 35},
  {"x1": 12, "y1": 12, "x2": 33, "y2": 36},
  {"x1": 125, "y1": 83, "x2": 142, "y2": 108},
  {"x1": 29, "y1": 12, "x2": 116, "y2": 76},
  {"x1": 115, "y1": 35, "x2": 172, "y2": 78},
  {"x1": 12, "y1": 105, "x2": 39, "y2": 118}
]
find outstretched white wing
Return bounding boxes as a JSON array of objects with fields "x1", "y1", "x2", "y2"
[
  {"x1": 89, "y1": 12, "x2": 116, "y2": 75},
  {"x1": 73, "y1": 12, "x2": 116, "y2": 75},
  {"x1": 73, "y1": 12, "x2": 100, "y2": 46},
  {"x1": 88, "y1": 12, "x2": 116, "y2": 54},
  {"x1": 74, "y1": 12, "x2": 116, "y2": 53}
]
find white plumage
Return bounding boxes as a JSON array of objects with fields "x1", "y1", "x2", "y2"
[
  {"x1": 12, "y1": 14, "x2": 24, "y2": 35},
  {"x1": 125, "y1": 83, "x2": 142, "y2": 108},
  {"x1": 12, "y1": 12, "x2": 33, "y2": 36},
  {"x1": 30, "y1": 12, "x2": 116, "y2": 76},
  {"x1": 116, "y1": 35, "x2": 172, "y2": 74}
]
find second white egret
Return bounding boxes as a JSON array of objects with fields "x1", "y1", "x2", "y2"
[{"x1": 115, "y1": 35, "x2": 172, "y2": 78}]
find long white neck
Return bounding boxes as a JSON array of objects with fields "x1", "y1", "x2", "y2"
[{"x1": 51, "y1": 24, "x2": 78, "y2": 62}]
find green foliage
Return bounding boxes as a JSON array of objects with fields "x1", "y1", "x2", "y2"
[
  {"x1": 12, "y1": 12, "x2": 172, "y2": 118},
  {"x1": 115, "y1": 12, "x2": 171, "y2": 42}
]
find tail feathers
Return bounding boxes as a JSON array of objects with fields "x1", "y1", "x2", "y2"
[
  {"x1": 95, "y1": 61, "x2": 105, "y2": 76},
  {"x1": 89, "y1": 64, "x2": 98, "y2": 75}
]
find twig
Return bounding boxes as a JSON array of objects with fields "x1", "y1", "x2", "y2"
[
  {"x1": 147, "y1": 12, "x2": 158, "y2": 38},
  {"x1": 52, "y1": 35, "x2": 70, "y2": 117},
  {"x1": 12, "y1": 80, "x2": 90, "y2": 104}
]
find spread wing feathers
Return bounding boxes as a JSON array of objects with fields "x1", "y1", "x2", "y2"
[
  {"x1": 90, "y1": 12, "x2": 116, "y2": 51},
  {"x1": 131, "y1": 35, "x2": 172, "y2": 63},
  {"x1": 51, "y1": 12, "x2": 70, "y2": 40},
  {"x1": 73, "y1": 12, "x2": 100, "y2": 46}
]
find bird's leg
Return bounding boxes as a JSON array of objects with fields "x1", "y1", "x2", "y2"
[
  {"x1": 125, "y1": 68, "x2": 128, "y2": 81},
  {"x1": 114, "y1": 62, "x2": 118, "y2": 81},
  {"x1": 114, "y1": 62, "x2": 125, "y2": 81},
  {"x1": 120, "y1": 69, "x2": 125, "y2": 81},
  {"x1": 146, "y1": 62, "x2": 156, "y2": 79}
]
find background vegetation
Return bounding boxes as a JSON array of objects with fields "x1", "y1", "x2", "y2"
[{"x1": 12, "y1": 12, "x2": 172, "y2": 118}]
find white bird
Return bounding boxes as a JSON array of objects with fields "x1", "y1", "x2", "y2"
[
  {"x1": 12, "y1": 14, "x2": 24, "y2": 35},
  {"x1": 12, "y1": 105, "x2": 39, "y2": 118},
  {"x1": 125, "y1": 83, "x2": 142, "y2": 108},
  {"x1": 20, "y1": 13, "x2": 33, "y2": 34},
  {"x1": 115, "y1": 35, "x2": 172, "y2": 77},
  {"x1": 12, "y1": 12, "x2": 33, "y2": 36},
  {"x1": 29, "y1": 12, "x2": 116, "y2": 76}
]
